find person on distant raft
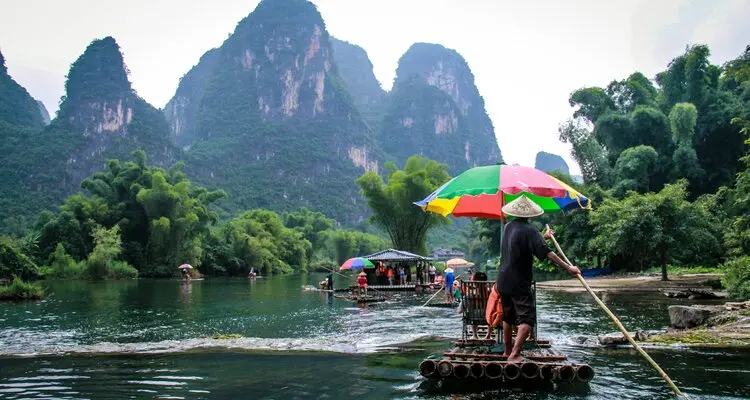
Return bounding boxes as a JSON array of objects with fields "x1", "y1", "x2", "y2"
[
  {"x1": 428, "y1": 263, "x2": 437, "y2": 283},
  {"x1": 494, "y1": 195, "x2": 580, "y2": 363},
  {"x1": 386, "y1": 267, "x2": 395, "y2": 286},
  {"x1": 357, "y1": 271, "x2": 368, "y2": 297},
  {"x1": 398, "y1": 265, "x2": 407, "y2": 285},
  {"x1": 453, "y1": 275, "x2": 463, "y2": 302},
  {"x1": 444, "y1": 267, "x2": 455, "y2": 303},
  {"x1": 326, "y1": 271, "x2": 333, "y2": 291}
]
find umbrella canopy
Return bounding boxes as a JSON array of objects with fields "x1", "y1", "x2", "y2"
[
  {"x1": 178, "y1": 264, "x2": 193, "y2": 269},
  {"x1": 414, "y1": 164, "x2": 591, "y2": 219},
  {"x1": 446, "y1": 258, "x2": 470, "y2": 266},
  {"x1": 339, "y1": 257, "x2": 375, "y2": 270}
]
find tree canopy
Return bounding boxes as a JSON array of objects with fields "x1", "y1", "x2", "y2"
[{"x1": 356, "y1": 155, "x2": 451, "y2": 255}]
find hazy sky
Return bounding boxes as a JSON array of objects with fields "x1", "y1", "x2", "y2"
[{"x1": 2, "y1": 0, "x2": 749, "y2": 175}]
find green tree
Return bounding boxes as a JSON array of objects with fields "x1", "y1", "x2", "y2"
[
  {"x1": 0, "y1": 236, "x2": 38, "y2": 281},
  {"x1": 35, "y1": 151, "x2": 225, "y2": 277},
  {"x1": 606, "y1": 72, "x2": 658, "y2": 113},
  {"x1": 612, "y1": 145, "x2": 659, "y2": 195},
  {"x1": 723, "y1": 122, "x2": 750, "y2": 257},
  {"x1": 356, "y1": 155, "x2": 451, "y2": 255},
  {"x1": 86, "y1": 225, "x2": 124, "y2": 279},
  {"x1": 206, "y1": 209, "x2": 312, "y2": 275},
  {"x1": 590, "y1": 181, "x2": 722, "y2": 280},
  {"x1": 282, "y1": 207, "x2": 334, "y2": 263},
  {"x1": 669, "y1": 103, "x2": 698, "y2": 146},
  {"x1": 558, "y1": 118, "x2": 612, "y2": 185}
]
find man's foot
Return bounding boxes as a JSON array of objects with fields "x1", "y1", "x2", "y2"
[{"x1": 506, "y1": 355, "x2": 525, "y2": 363}]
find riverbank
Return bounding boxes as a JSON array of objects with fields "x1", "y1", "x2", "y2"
[
  {"x1": 586, "y1": 301, "x2": 750, "y2": 348},
  {"x1": 537, "y1": 273, "x2": 724, "y2": 294},
  {"x1": 647, "y1": 301, "x2": 750, "y2": 347}
]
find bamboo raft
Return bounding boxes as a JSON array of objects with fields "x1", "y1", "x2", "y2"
[
  {"x1": 333, "y1": 294, "x2": 389, "y2": 304},
  {"x1": 418, "y1": 281, "x2": 595, "y2": 386},
  {"x1": 335, "y1": 284, "x2": 440, "y2": 292},
  {"x1": 419, "y1": 341, "x2": 594, "y2": 383},
  {"x1": 423, "y1": 301, "x2": 459, "y2": 308}
]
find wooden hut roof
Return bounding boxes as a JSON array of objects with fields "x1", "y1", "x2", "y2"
[{"x1": 363, "y1": 248, "x2": 433, "y2": 262}]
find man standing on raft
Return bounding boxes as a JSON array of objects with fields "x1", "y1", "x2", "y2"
[{"x1": 495, "y1": 195, "x2": 581, "y2": 363}]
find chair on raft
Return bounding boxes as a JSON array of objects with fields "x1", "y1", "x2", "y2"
[
  {"x1": 459, "y1": 280, "x2": 493, "y2": 341},
  {"x1": 459, "y1": 280, "x2": 540, "y2": 344}
]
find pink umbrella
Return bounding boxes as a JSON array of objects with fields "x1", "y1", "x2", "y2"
[{"x1": 178, "y1": 264, "x2": 193, "y2": 269}]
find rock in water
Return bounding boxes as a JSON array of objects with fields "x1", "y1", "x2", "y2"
[{"x1": 668, "y1": 305, "x2": 716, "y2": 329}]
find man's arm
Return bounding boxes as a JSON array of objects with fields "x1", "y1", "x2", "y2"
[
  {"x1": 542, "y1": 225, "x2": 581, "y2": 275},
  {"x1": 547, "y1": 252, "x2": 581, "y2": 275}
]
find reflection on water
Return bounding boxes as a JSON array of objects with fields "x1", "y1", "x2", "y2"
[{"x1": 0, "y1": 275, "x2": 748, "y2": 399}]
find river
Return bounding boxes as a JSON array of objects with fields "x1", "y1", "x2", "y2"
[{"x1": 0, "y1": 274, "x2": 748, "y2": 399}]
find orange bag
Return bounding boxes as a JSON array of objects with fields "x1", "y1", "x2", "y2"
[{"x1": 485, "y1": 283, "x2": 503, "y2": 328}]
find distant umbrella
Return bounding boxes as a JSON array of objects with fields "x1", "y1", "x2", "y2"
[
  {"x1": 446, "y1": 258, "x2": 469, "y2": 266},
  {"x1": 339, "y1": 257, "x2": 375, "y2": 270},
  {"x1": 178, "y1": 264, "x2": 193, "y2": 269}
]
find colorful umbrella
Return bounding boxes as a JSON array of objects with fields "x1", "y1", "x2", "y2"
[
  {"x1": 414, "y1": 164, "x2": 590, "y2": 219},
  {"x1": 178, "y1": 264, "x2": 193, "y2": 269},
  {"x1": 339, "y1": 257, "x2": 375, "y2": 270}
]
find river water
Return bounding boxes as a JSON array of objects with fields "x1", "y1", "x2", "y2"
[{"x1": 0, "y1": 275, "x2": 747, "y2": 399}]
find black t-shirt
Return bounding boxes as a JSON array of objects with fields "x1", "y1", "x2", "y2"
[{"x1": 496, "y1": 219, "x2": 552, "y2": 295}]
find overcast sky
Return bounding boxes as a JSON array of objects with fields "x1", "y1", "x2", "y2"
[{"x1": 2, "y1": 0, "x2": 749, "y2": 175}]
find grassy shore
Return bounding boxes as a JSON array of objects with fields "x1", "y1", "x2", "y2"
[{"x1": 0, "y1": 276, "x2": 45, "y2": 301}]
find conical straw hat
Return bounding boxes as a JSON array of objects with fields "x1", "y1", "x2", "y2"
[
  {"x1": 358, "y1": 271, "x2": 366, "y2": 276},
  {"x1": 502, "y1": 195, "x2": 544, "y2": 218}
]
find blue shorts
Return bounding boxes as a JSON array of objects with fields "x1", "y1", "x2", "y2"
[{"x1": 445, "y1": 285, "x2": 453, "y2": 293}]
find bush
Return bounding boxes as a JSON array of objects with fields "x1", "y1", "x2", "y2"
[
  {"x1": 45, "y1": 243, "x2": 87, "y2": 279},
  {"x1": 0, "y1": 236, "x2": 38, "y2": 280},
  {"x1": 107, "y1": 260, "x2": 138, "y2": 279},
  {"x1": 722, "y1": 256, "x2": 750, "y2": 301},
  {"x1": 0, "y1": 275, "x2": 45, "y2": 301}
]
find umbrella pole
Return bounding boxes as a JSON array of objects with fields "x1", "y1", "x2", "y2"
[{"x1": 548, "y1": 234, "x2": 686, "y2": 398}]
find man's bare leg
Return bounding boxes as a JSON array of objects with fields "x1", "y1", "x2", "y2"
[
  {"x1": 507, "y1": 323, "x2": 532, "y2": 363},
  {"x1": 502, "y1": 322, "x2": 513, "y2": 357}
]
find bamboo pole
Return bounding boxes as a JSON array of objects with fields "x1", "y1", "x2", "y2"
[
  {"x1": 421, "y1": 284, "x2": 445, "y2": 307},
  {"x1": 547, "y1": 231, "x2": 687, "y2": 398}
]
